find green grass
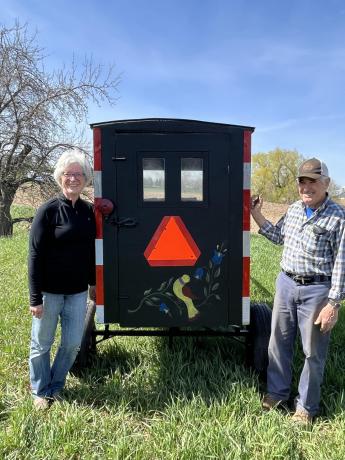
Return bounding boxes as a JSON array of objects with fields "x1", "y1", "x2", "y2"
[{"x1": 1, "y1": 207, "x2": 345, "y2": 459}]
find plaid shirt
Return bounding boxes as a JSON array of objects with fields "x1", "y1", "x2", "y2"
[{"x1": 259, "y1": 196, "x2": 345, "y2": 301}]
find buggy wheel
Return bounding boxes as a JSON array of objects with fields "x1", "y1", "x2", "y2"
[
  {"x1": 247, "y1": 302, "x2": 272, "y2": 377},
  {"x1": 72, "y1": 300, "x2": 96, "y2": 372}
]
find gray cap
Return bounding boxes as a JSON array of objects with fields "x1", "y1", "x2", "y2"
[{"x1": 297, "y1": 158, "x2": 329, "y2": 179}]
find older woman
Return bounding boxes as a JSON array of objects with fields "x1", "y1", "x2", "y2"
[{"x1": 28, "y1": 149, "x2": 96, "y2": 409}]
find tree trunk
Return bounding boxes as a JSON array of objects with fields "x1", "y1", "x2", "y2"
[{"x1": 0, "y1": 191, "x2": 15, "y2": 237}]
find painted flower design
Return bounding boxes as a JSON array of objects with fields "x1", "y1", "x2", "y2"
[
  {"x1": 194, "y1": 267, "x2": 204, "y2": 279},
  {"x1": 129, "y1": 242, "x2": 227, "y2": 319},
  {"x1": 211, "y1": 250, "x2": 225, "y2": 265},
  {"x1": 159, "y1": 302, "x2": 170, "y2": 314}
]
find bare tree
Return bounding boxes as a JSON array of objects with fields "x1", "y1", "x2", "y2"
[{"x1": 0, "y1": 22, "x2": 119, "y2": 236}]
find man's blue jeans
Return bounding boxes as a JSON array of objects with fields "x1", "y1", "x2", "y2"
[
  {"x1": 29, "y1": 291, "x2": 88, "y2": 398},
  {"x1": 267, "y1": 272, "x2": 331, "y2": 416}
]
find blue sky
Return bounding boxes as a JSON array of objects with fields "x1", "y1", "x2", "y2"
[{"x1": 2, "y1": 0, "x2": 345, "y2": 185}]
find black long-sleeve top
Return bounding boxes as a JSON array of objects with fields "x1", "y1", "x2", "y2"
[{"x1": 28, "y1": 195, "x2": 96, "y2": 306}]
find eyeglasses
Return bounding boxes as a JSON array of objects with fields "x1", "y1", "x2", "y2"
[{"x1": 63, "y1": 172, "x2": 84, "y2": 179}]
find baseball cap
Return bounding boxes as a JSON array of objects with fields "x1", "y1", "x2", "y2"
[{"x1": 297, "y1": 158, "x2": 329, "y2": 179}]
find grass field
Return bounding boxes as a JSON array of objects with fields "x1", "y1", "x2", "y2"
[{"x1": 1, "y1": 206, "x2": 345, "y2": 459}]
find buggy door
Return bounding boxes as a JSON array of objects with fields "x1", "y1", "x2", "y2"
[{"x1": 104, "y1": 132, "x2": 232, "y2": 327}]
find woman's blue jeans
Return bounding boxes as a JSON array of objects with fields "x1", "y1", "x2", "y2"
[
  {"x1": 267, "y1": 272, "x2": 331, "y2": 416},
  {"x1": 29, "y1": 291, "x2": 88, "y2": 398}
]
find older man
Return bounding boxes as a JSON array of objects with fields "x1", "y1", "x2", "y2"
[{"x1": 251, "y1": 158, "x2": 345, "y2": 423}]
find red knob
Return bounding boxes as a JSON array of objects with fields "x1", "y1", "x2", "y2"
[{"x1": 96, "y1": 198, "x2": 115, "y2": 216}]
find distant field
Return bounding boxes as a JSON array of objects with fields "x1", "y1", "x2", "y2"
[{"x1": 1, "y1": 205, "x2": 345, "y2": 459}]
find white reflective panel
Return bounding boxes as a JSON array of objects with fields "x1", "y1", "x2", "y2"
[
  {"x1": 181, "y1": 158, "x2": 203, "y2": 201},
  {"x1": 242, "y1": 297, "x2": 250, "y2": 325},
  {"x1": 243, "y1": 162, "x2": 251, "y2": 190},
  {"x1": 94, "y1": 171, "x2": 102, "y2": 198},
  {"x1": 95, "y1": 239, "x2": 103, "y2": 265},
  {"x1": 243, "y1": 231, "x2": 250, "y2": 257},
  {"x1": 143, "y1": 158, "x2": 165, "y2": 201},
  {"x1": 95, "y1": 305, "x2": 105, "y2": 323}
]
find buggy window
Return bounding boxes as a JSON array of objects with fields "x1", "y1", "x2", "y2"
[
  {"x1": 143, "y1": 158, "x2": 165, "y2": 201},
  {"x1": 181, "y1": 158, "x2": 203, "y2": 202}
]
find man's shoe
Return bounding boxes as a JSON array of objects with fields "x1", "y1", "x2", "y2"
[
  {"x1": 262, "y1": 394, "x2": 282, "y2": 410},
  {"x1": 291, "y1": 409, "x2": 313, "y2": 425},
  {"x1": 33, "y1": 397, "x2": 50, "y2": 410}
]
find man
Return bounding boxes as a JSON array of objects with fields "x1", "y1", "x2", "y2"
[{"x1": 251, "y1": 158, "x2": 345, "y2": 423}]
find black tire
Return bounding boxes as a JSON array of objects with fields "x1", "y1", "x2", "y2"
[
  {"x1": 247, "y1": 302, "x2": 272, "y2": 376},
  {"x1": 72, "y1": 301, "x2": 96, "y2": 371}
]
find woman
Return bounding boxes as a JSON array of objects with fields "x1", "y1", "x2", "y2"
[{"x1": 28, "y1": 149, "x2": 96, "y2": 409}]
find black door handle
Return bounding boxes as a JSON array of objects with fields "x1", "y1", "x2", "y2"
[
  {"x1": 119, "y1": 218, "x2": 138, "y2": 228},
  {"x1": 106, "y1": 217, "x2": 138, "y2": 228}
]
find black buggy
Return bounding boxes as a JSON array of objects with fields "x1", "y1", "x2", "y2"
[{"x1": 75, "y1": 118, "x2": 271, "y2": 375}]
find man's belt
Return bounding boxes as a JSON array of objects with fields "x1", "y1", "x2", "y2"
[{"x1": 283, "y1": 270, "x2": 331, "y2": 285}]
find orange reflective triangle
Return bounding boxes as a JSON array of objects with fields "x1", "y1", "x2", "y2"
[{"x1": 144, "y1": 216, "x2": 201, "y2": 266}]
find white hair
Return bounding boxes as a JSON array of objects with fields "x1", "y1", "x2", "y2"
[{"x1": 54, "y1": 149, "x2": 93, "y2": 186}]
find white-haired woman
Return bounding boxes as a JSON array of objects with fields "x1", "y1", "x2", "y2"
[{"x1": 28, "y1": 149, "x2": 96, "y2": 409}]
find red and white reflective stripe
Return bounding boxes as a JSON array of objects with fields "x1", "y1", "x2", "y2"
[
  {"x1": 93, "y1": 127, "x2": 105, "y2": 323},
  {"x1": 242, "y1": 130, "x2": 251, "y2": 325}
]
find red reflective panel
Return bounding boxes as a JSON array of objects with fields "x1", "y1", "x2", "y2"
[{"x1": 144, "y1": 216, "x2": 201, "y2": 266}]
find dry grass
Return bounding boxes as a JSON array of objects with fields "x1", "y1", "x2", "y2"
[{"x1": 13, "y1": 184, "x2": 94, "y2": 209}]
